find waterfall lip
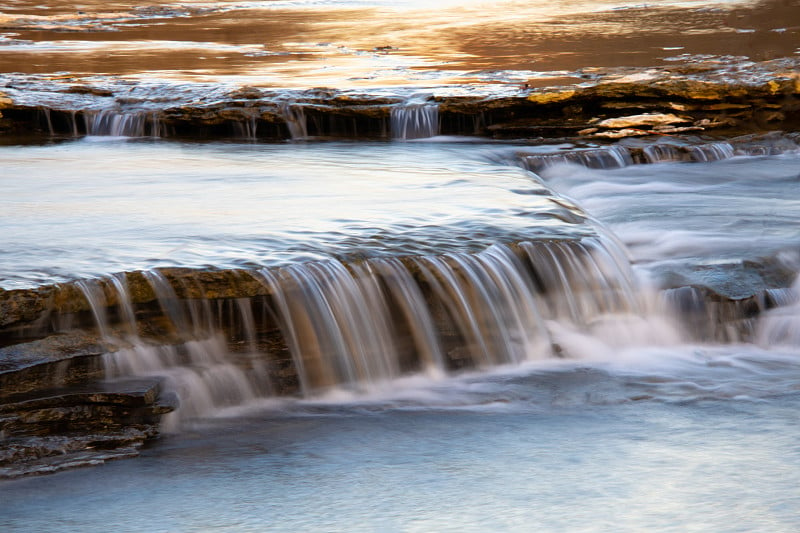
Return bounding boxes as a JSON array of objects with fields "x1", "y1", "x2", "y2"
[{"x1": 3, "y1": 53, "x2": 800, "y2": 142}]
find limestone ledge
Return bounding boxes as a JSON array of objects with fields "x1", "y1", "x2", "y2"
[
  {"x1": 0, "y1": 244, "x2": 796, "y2": 477},
  {"x1": 1, "y1": 59, "x2": 799, "y2": 140}
]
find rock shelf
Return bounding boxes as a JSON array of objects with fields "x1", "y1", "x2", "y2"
[{"x1": 1, "y1": 59, "x2": 799, "y2": 141}]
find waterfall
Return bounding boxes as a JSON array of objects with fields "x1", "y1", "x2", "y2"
[
  {"x1": 687, "y1": 142, "x2": 735, "y2": 162},
  {"x1": 520, "y1": 146, "x2": 634, "y2": 172},
  {"x1": 233, "y1": 113, "x2": 259, "y2": 140},
  {"x1": 519, "y1": 141, "x2": 740, "y2": 171},
  {"x1": 38, "y1": 107, "x2": 54, "y2": 136},
  {"x1": 82, "y1": 109, "x2": 162, "y2": 137},
  {"x1": 642, "y1": 143, "x2": 684, "y2": 163},
  {"x1": 391, "y1": 102, "x2": 439, "y2": 140},
  {"x1": 278, "y1": 103, "x2": 308, "y2": 140},
  {"x1": 70, "y1": 238, "x2": 682, "y2": 421},
  {"x1": 76, "y1": 271, "x2": 261, "y2": 427},
  {"x1": 756, "y1": 278, "x2": 800, "y2": 347}
]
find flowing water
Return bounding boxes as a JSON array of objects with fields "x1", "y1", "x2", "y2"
[
  {"x1": 2, "y1": 135, "x2": 800, "y2": 530},
  {"x1": 2, "y1": 0, "x2": 800, "y2": 530}
]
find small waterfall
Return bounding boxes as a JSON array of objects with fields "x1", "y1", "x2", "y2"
[
  {"x1": 687, "y1": 142, "x2": 735, "y2": 162},
  {"x1": 76, "y1": 271, "x2": 260, "y2": 426},
  {"x1": 83, "y1": 109, "x2": 161, "y2": 137},
  {"x1": 66, "y1": 238, "x2": 684, "y2": 419},
  {"x1": 278, "y1": 103, "x2": 308, "y2": 140},
  {"x1": 233, "y1": 113, "x2": 259, "y2": 140},
  {"x1": 69, "y1": 110, "x2": 80, "y2": 137},
  {"x1": 391, "y1": 102, "x2": 439, "y2": 140},
  {"x1": 252, "y1": 238, "x2": 666, "y2": 393},
  {"x1": 642, "y1": 143, "x2": 684, "y2": 163},
  {"x1": 38, "y1": 107, "x2": 54, "y2": 136},
  {"x1": 756, "y1": 278, "x2": 800, "y2": 347},
  {"x1": 75, "y1": 278, "x2": 112, "y2": 340},
  {"x1": 520, "y1": 146, "x2": 633, "y2": 172}
]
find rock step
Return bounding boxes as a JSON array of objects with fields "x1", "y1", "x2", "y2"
[{"x1": 0, "y1": 377, "x2": 176, "y2": 478}]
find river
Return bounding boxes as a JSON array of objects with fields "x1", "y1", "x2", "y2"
[{"x1": 1, "y1": 0, "x2": 800, "y2": 531}]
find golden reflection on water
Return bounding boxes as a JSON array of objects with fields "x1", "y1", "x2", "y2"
[{"x1": 1, "y1": 0, "x2": 797, "y2": 88}]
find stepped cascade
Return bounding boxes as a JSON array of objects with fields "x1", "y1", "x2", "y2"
[{"x1": 37, "y1": 237, "x2": 677, "y2": 424}]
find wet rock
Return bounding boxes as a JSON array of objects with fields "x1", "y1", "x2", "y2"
[
  {"x1": 2, "y1": 57, "x2": 799, "y2": 141},
  {"x1": 0, "y1": 333, "x2": 107, "y2": 397},
  {"x1": 64, "y1": 85, "x2": 114, "y2": 97},
  {"x1": 0, "y1": 378, "x2": 174, "y2": 478},
  {"x1": 596, "y1": 113, "x2": 690, "y2": 129},
  {"x1": 227, "y1": 86, "x2": 264, "y2": 100}
]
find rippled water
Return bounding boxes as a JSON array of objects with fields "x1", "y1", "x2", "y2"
[{"x1": 1, "y1": 0, "x2": 796, "y2": 89}]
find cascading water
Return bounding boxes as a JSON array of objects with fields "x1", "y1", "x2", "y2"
[
  {"x1": 519, "y1": 145, "x2": 634, "y2": 172},
  {"x1": 77, "y1": 271, "x2": 260, "y2": 428},
  {"x1": 73, "y1": 236, "x2": 687, "y2": 421},
  {"x1": 391, "y1": 101, "x2": 439, "y2": 140},
  {"x1": 82, "y1": 109, "x2": 161, "y2": 137},
  {"x1": 642, "y1": 143, "x2": 684, "y2": 163},
  {"x1": 687, "y1": 141, "x2": 735, "y2": 162},
  {"x1": 756, "y1": 279, "x2": 800, "y2": 347},
  {"x1": 278, "y1": 103, "x2": 308, "y2": 140}
]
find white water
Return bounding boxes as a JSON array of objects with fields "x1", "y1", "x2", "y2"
[
  {"x1": 391, "y1": 102, "x2": 439, "y2": 140},
  {"x1": 533, "y1": 152, "x2": 800, "y2": 291}
]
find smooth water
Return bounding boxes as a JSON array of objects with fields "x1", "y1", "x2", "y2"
[
  {"x1": 0, "y1": 139, "x2": 588, "y2": 289},
  {"x1": 2, "y1": 374, "x2": 799, "y2": 532},
  {"x1": 2, "y1": 138, "x2": 800, "y2": 530}
]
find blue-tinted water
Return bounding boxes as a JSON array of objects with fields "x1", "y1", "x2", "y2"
[
  {"x1": 2, "y1": 381, "x2": 799, "y2": 532},
  {"x1": 0, "y1": 139, "x2": 587, "y2": 289},
  {"x1": 2, "y1": 140, "x2": 800, "y2": 531}
]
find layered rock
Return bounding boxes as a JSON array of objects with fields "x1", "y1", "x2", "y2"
[{"x1": 1, "y1": 58, "x2": 798, "y2": 141}]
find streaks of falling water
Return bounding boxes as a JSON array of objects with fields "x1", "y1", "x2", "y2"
[
  {"x1": 757, "y1": 278, "x2": 800, "y2": 348},
  {"x1": 73, "y1": 238, "x2": 683, "y2": 420},
  {"x1": 38, "y1": 106, "x2": 54, "y2": 136},
  {"x1": 278, "y1": 102, "x2": 308, "y2": 140},
  {"x1": 687, "y1": 142, "x2": 735, "y2": 162},
  {"x1": 391, "y1": 102, "x2": 439, "y2": 140},
  {"x1": 233, "y1": 112, "x2": 259, "y2": 140},
  {"x1": 520, "y1": 145, "x2": 634, "y2": 172},
  {"x1": 254, "y1": 238, "x2": 657, "y2": 394},
  {"x1": 642, "y1": 143, "x2": 684, "y2": 163},
  {"x1": 82, "y1": 109, "x2": 162, "y2": 137},
  {"x1": 76, "y1": 271, "x2": 259, "y2": 427}
]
